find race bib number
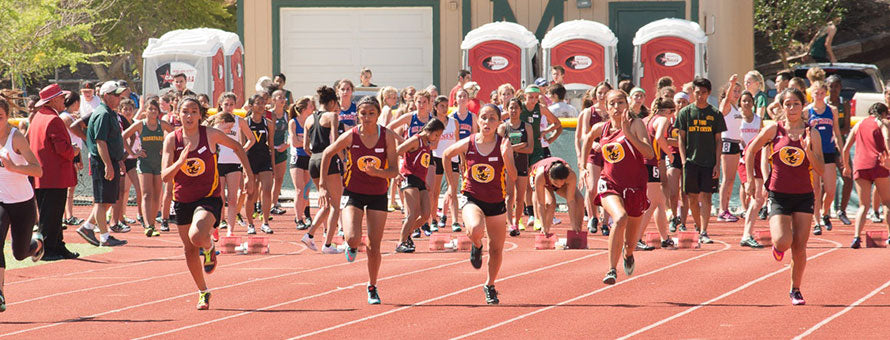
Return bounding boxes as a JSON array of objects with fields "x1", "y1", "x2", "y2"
[
  {"x1": 651, "y1": 165, "x2": 660, "y2": 179},
  {"x1": 597, "y1": 178, "x2": 608, "y2": 193},
  {"x1": 722, "y1": 141, "x2": 732, "y2": 153},
  {"x1": 340, "y1": 195, "x2": 349, "y2": 209}
]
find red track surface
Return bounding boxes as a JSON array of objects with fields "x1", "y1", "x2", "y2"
[{"x1": 1, "y1": 206, "x2": 888, "y2": 339}]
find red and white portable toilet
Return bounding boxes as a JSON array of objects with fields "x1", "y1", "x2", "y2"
[
  {"x1": 633, "y1": 18, "x2": 707, "y2": 97},
  {"x1": 142, "y1": 29, "x2": 227, "y2": 105},
  {"x1": 461, "y1": 22, "x2": 538, "y2": 99},
  {"x1": 210, "y1": 29, "x2": 245, "y2": 107},
  {"x1": 542, "y1": 20, "x2": 618, "y2": 88}
]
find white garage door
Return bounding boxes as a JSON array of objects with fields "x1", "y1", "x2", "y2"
[{"x1": 279, "y1": 7, "x2": 433, "y2": 97}]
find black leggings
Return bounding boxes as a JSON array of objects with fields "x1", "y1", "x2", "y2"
[{"x1": 0, "y1": 198, "x2": 38, "y2": 268}]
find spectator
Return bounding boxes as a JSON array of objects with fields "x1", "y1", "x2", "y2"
[
  {"x1": 59, "y1": 92, "x2": 84, "y2": 228},
  {"x1": 808, "y1": 18, "x2": 838, "y2": 64},
  {"x1": 359, "y1": 68, "x2": 377, "y2": 88},
  {"x1": 27, "y1": 84, "x2": 80, "y2": 260},
  {"x1": 425, "y1": 84, "x2": 438, "y2": 98},
  {"x1": 119, "y1": 80, "x2": 139, "y2": 109},
  {"x1": 618, "y1": 79, "x2": 634, "y2": 95},
  {"x1": 463, "y1": 81, "x2": 482, "y2": 114},
  {"x1": 79, "y1": 81, "x2": 101, "y2": 116},
  {"x1": 77, "y1": 81, "x2": 128, "y2": 247},
  {"x1": 548, "y1": 84, "x2": 578, "y2": 118},
  {"x1": 448, "y1": 69, "x2": 471, "y2": 107},
  {"x1": 273, "y1": 73, "x2": 293, "y2": 105},
  {"x1": 551, "y1": 65, "x2": 566, "y2": 85},
  {"x1": 656, "y1": 76, "x2": 674, "y2": 91},
  {"x1": 172, "y1": 73, "x2": 188, "y2": 93}
]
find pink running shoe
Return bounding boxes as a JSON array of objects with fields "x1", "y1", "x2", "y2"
[
  {"x1": 772, "y1": 246, "x2": 784, "y2": 261},
  {"x1": 790, "y1": 290, "x2": 806, "y2": 305},
  {"x1": 717, "y1": 210, "x2": 739, "y2": 222}
]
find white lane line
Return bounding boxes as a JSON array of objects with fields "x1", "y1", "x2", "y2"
[
  {"x1": 5, "y1": 254, "x2": 183, "y2": 286},
  {"x1": 288, "y1": 250, "x2": 609, "y2": 340},
  {"x1": 451, "y1": 240, "x2": 733, "y2": 340},
  {"x1": 793, "y1": 278, "x2": 890, "y2": 339},
  {"x1": 616, "y1": 238, "x2": 843, "y2": 340}
]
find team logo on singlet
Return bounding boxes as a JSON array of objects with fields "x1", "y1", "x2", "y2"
[
  {"x1": 420, "y1": 153, "x2": 431, "y2": 168},
  {"x1": 602, "y1": 143, "x2": 625, "y2": 164},
  {"x1": 778, "y1": 146, "x2": 805, "y2": 167},
  {"x1": 470, "y1": 164, "x2": 495, "y2": 183},
  {"x1": 181, "y1": 158, "x2": 206, "y2": 177},
  {"x1": 671, "y1": 129, "x2": 679, "y2": 138},
  {"x1": 356, "y1": 155, "x2": 382, "y2": 172}
]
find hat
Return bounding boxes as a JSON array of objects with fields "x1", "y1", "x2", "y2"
[
  {"x1": 118, "y1": 80, "x2": 129, "y2": 88},
  {"x1": 463, "y1": 81, "x2": 480, "y2": 92},
  {"x1": 99, "y1": 81, "x2": 126, "y2": 96},
  {"x1": 629, "y1": 87, "x2": 646, "y2": 96},
  {"x1": 256, "y1": 76, "x2": 273, "y2": 92},
  {"x1": 534, "y1": 77, "x2": 548, "y2": 87},
  {"x1": 524, "y1": 86, "x2": 541, "y2": 94},
  {"x1": 81, "y1": 81, "x2": 94, "y2": 90},
  {"x1": 36, "y1": 84, "x2": 69, "y2": 107},
  {"x1": 673, "y1": 92, "x2": 690, "y2": 102}
]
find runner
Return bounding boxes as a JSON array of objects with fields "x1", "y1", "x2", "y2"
[
  {"x1": 528, "y1": 157, "x2": 584, "y2": 235},
  {"x1": 0, "y1": 96, "x2": 45, "y2": 312},
  {"x1": 161, "y1": 97, "x2": 254, "y2": 310},
  {"x1": 443, "y1": 104, "x2": 518, "y2": 304},
  {"x1": 270, "y1": 90, "x2": 290, "y2": 216},
  {"x1": 581, "y1": 90, "x2": 654, "y2": 285},
  {"x1": 841, "y1": 102, "x2": 890, "y2": 249},
  {"x1": 428, "y1": 96, "x2": 462, "y2": 233},
  {"x1": 737, "y1": 91, "x2": 765, "y2": 248},
  {"x1": 744, "y1": 88, "x2": 824, "y2": 305},
  {"x1": 499, "y1": 98, "x2": 533, "y2": 236},
  {"x1": 243, "y1": 94, "x2": 275, "y2": 234},
  {"x1": 213, "y1": 93, "x2": 252, "y2": 235},
  {"x1": 667, "y1": 92, "x2": 690, "y2": 232},
  {"x1": 744, "y1": 70, "x2": 770, "y2": 124},
  {"x1": 319, "y1": 96, "x2": 399, "y2": 304},
  {"x1": 395, "y1": 119, "x2": 445, "y2": 252},
  {"x1": 302, "y1": 85, "x2": 342, "y2": 254},
  {"x1": 806, "y1": 81, "x2": 842, "y2": 235},
  {"x1": 576, "y1": 82, "x2": 612, "y2": 235},
  {"x1": 115, "y1": 99, "x2": 142, "y2": 232},
  {"x1": 121, "y1": 99, "x2": 173, "y2": 236},
  {"x1": 827, "y1": 75, "x2": 853, "y2": 225},
  {"x1": 717, "y1": 75, "x2": 743, "y2": 222},
  {"x1": 337, "y1": 79, "x2": 356, "y2": 132},
  {"x1": 441, "y1": 88, "x2": 478, "y2": 232},
  {"x1": 288, "y1": 97, "x2": 313, "y2": 232},
  {"x1": 521, "y1": 85, "x2": 563, "y2": 230},
  {"x1": 629, "y1": 87, "x2": 649, "y2": 119},
  {"x1": 378, "y1": 86, "x2": 403, "y2": 211},
  {"x1": 637, "y1": 97, "x2": 675, "y2": 249},
  {"x1": 59, "y1": 92, "x2": 84, "y2": 227},
  {"x1": 387, "y1": 90, "x2": 433, "y2": 138}
]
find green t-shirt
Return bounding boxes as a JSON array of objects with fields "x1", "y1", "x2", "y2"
[
  {"x1": 86, "y1": 103, "x2": 125, "y2": 162},
  {"x1": 674, "y1": 103, "x2": 726, "y2": 168},
  {"x1": 754, "y1": 91, "x2": 768, "y2": 108}
]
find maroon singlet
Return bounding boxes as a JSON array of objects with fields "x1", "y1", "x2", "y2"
[
  {"x1": 853, "y1": 116, "x2": 886, "y2": 171},
  {"x1": 588, "y1": 108, "x2": 604, "y2": 166},
  {"x1": 461, "y1": 134, "x2": 506, "y2": 203},
  {"x1": 643, "y1": 114, "x2": 666, "y2": 166},
  {"x1": 173, "y1": 126, "x2": 220, "y2": 202},
  {"x1": 343, "y1": 126, "x2": 389, "y2": 195},
  {"x1": 598, "y1": 120, "x2": 647, "y2": 191},
  {"x1": 529, "y1": 156, "x2": 566, "y2": 191},
  {"x1": 400, "y1": 137, "x2": 432, "y2": 180},
  {"x1": 667, "y1": 116, "x2": 680, "y2": 154},
  {"x1": 766, "y1": 122, "x2": 812, "y2": 194}
]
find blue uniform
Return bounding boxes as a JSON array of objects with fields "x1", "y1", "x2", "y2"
[
  {"x1": 407, "y1": 112, "x2": 429, "y2": 137},
  {"x1": 292, "y1": 117, "x2": 309, "y2": 157},
  {"x1": 339, "y1": 102, "x2": 357, "y2": 130},
  {"x1": 452, "y1": 111, "x2": 473, "y2": 140},
  {"x1": 808, "y1": 105, "x2": 836, "y2": 154}
]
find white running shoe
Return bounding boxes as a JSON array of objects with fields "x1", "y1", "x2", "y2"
[
  {"x1": 301, "y1": 233, "x2": 318, "y2": 252},
  {"x1": 322, "y1": 245, "x2": 342, "y2": 254},
  {"x1": 552, "y1": 217, "x2": 562, "y2": 225}
]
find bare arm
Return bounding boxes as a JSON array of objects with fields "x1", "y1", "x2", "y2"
[
  {"x1": 161, "y1": 134, "x2": 189, "y2": 182},
  {"x1": 303, "y1": 115, "x2": 314, "y2": 155},
  {"x1": 70, "y1": 118, "x2": 87, "y2": 140},
  {"x1": 720, "y1": 74, "x2": 739, "y2": 116},
  {"x1": 385, "y1": 112, "x2": 413, "y2": 131},
  {"x1": 807, "y1": 127, "x2": 825, "y2": 176},
  {"x1": 744, "y1": 124, "x2": 778, "y2": 195},
  {"x1": 1, "y1": 131, "x2": 43, "y2": 177},
  {"x1": 580, "y1": 122, "x2": 605, "y2": 171},
  {"x1": 396, "y1": 135, "x2": 420, "y2": 156},
  {"x1": 625, "y1": 118, "x2": 654, "y2": 160},
  {"x1": 540, "y1": 105, "x2": 563, "y2": 142},
  {"x1": 366, "y1": 129, "x2": 401, "y2": 179}
]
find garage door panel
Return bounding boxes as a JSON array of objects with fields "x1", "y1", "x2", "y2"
[{"x1": 360, "y1": 48, "x2": 425, "y2": 66}]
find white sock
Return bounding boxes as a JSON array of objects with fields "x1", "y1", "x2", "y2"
[{"x1": 100, "y1": 232, "x2": 110, "y2": 243}]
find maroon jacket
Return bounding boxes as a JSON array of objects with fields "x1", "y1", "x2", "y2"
[{"x1": 28, "y1": 106, "x2": 76, "y2": 189}]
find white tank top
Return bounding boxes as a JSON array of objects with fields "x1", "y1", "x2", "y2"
[
  {"x1": 60, "y1": 111, "x2": 83, "y2": 150},
  {"x1": 0, "y1": 128, "x2": 35, "y2": 203},
  {"x1": 433, "y1": 116, "x2": 459, "y2": 162},
  {"x1": 540, "y1": 115, "x2": 550, "y2": 148},
  {"x1": 217, "y1": 115, "x2": 242, "y2": 164},
  {"x1": 722, "y1": 105, "x2": 743, "y2": 141},
  {"x1": 739, "y1": 113, "x2": 762, "y2": 147}
]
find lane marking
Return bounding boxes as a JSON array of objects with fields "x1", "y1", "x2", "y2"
[
  {"x1": 451, "y1": 240, "x2": 733, "y2": 340},
  {"x1": 616, "y1": 238, "x2": 842, "y2": 340},
  {"x1": 793, "y1": 278, "x2": 890, "y2": 339}
]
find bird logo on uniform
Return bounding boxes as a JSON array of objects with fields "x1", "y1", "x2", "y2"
[
  {"x1": 471, "y1": 164, "x2": 495, "y2": 183},
  {"x1": 778, "y1": 146, "x2": 805, "y2": 167},
  {"x1": 356, "y1": 155, "x2": 382, "y2": 172},
  {"x1": 602, "y1": 142, "x2": 625, "y2": 164},
  {"x1": 181, "y1": 158, "x2": 206, "y2": 177},
  {"x1": 420, "y1": 153, "x2": 431, "y2": 168}
]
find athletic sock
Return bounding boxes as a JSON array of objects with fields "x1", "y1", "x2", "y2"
[
  {"x1": 304, "y1": 206, "x2": 311, "y2": 218},
  {"x1": 100, "y1": 232, "x2": 110, "y2": 243},
  {"x1": 307, "y1": 233, "x2": 314, "y2": 239}
]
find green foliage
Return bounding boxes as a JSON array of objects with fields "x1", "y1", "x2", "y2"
[
  {"x1": 754, "y1": 0, "x2": 846, "y2": 62},
  {"x1": 0, "y1": 0, "x2": 112, "y2": 87}
]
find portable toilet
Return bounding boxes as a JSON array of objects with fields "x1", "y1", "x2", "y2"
[
  {"x1": 211, "y1": 30, "x2": 245, "y2": 107},
  {"x1": 142, "y1": 29, "x2": 227, "y2": 106},
  {"x1": 461, "y1": 22, "x2": 538, "y2": 100},
  {"x1": 542, "y1": 20, "x2": 618, "y2": 88},
  {"x1": 632, "y1": 18, "x2": 707, "y2": 97}
]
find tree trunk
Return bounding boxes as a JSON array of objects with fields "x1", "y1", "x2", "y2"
[{"x1": 780, "y1": 49, "x2": 790, "y2": 69}]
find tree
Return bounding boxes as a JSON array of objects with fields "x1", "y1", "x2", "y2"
[
  {"x1": 0, "y1": 0, "x2": 115, "y2": 89},
  {"x1": 754, "y1": 0, "x2": 846, "y2": 68},
  {"x1": 83, "y1": 0, "x2": 236, "y2": 84}
]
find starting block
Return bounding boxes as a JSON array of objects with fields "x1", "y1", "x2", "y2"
[
  {"x1": 566, "y1": 230, "x2": 588, "y2": 249},
  {"x1": 676, "y1": 231, "x2": 700, "y2": 249},
  {"x1": 535, "y1": 233, "x2": 556, "y2": 250},
  {"x1": 754, "y1": 230, "x2": 772, "y2": 247},
  {"x1": 429, "y1": 234, "x2": 452, "y2": 251},
  {"x1": 865, "y1": 230, "x2": 888, "y2": 248},
  {"x1": 457, "y1": 235, "x2": 474, "y2": 251},
  {"x1": 246, "y1": 236, "x2": 270, "y2": 254},
  {"x1": 218, "y1": 236, "x2": 242, "y2": 254},
  {"x1": 644, "y1": 232, "x2": 661, "y2": 249}
]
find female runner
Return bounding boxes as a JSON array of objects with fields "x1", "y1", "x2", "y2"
[
  {"x1": 806, "y1": 81, "x2": 842, "y2": 235},
  {"x1": 737, "y1": 91, "x2": 765, "y2": 248},
  {"x1": 576, "y1": 82, "x2": 611, "y2": 235},
  {"x1": 320, "y1": 96, "x2": 399, "y2": 304},
  {"x1": 303, "y1": 86, "x2": 342, "y2": 254},
  {"x1": 213, "y1": 93, "x2": 253, "y2": 234},
  {"x1": 429, "y1": 96, "x2": 461, "y2": 232},
  {"x1": 378, "y1": 86, "x2": 403, "y2": 211},
  {"x1": 243, "y1": 94, "x2": 275, "y2": 234},
  {"x1": 443, "y1": 104, "x2": 518, "y2": 304},
  {"x1": 717, "y1": 75, "x2": 743, "y2": 222},
  {"x1": 499, "y1": 98, "x2": 533, "y2": 235},
  {"x1": 667, "y1": 92, "x2": 690, "y2": 232},
  {"x1": 270, "y1": 90, "x2": 290, "y2": 215},
  {"x1": 395, "y1": 119, "x2": 445, "y2": 252},
  {"x1": 581, "y1": 90, "x2": 654, "y2": 285},
  {"x1": 289, "y1": 97, "x2": 313, "y2": 232},
  {"x1": 745, "y1": 88, "x2": 824, "y2": 305},
  {"x1": 637, "y1": 97, "x2": 675, "y2": 249},
  {"x1": 122, "y1": 99, "x2": 173, "y2": 236},
  {"x1": 841, "y1": 102, "x2": 890, "y2": 249},
  {"x1": 161, "y1": 97, "x2": 254, "y2": 310}
]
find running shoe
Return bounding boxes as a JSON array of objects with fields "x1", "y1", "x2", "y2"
[
  {"x1": 76, "y1": 226, "x2": 100, "y2": 246},
  {"x1": 740, "y1": 236, "x2": 764, "y2": 248},
  {"x1": 123, "y1": 216, "x2": 138, "y2": 225},
  {"x1": 219, "y1": 220, "x2": 228, "y2": 230},
  {"x1": 661, "y1": 238, "x2": 675, "y2": 248},
  {"x1": 533, "y1": 219, "x2": 542, "y2": 231},
  {"x1": 396, "y1": 239, "x2": 415, "y2": 253},
  {"x1": 678, "y1": 224, "x2": 687, "y2": 232},
  {"x1": 602, "y1": 224, "x2": 611, "y2": 236},
  {"x1": 717, "y1": 210, "x2": 739, "y2": 222},
  {"x1": 603, "y1": 269, "x2": 617, "y2": 285},
  {"x1": 295, "y1": 218, "x2": 310, "y2": 230},
  {"x1": 30, "y1": 232, "x2": 45, "y2": 262},
  {"x1": 0, "y1": 288, "x2": 5, "y2": 312},
  {"x1": 851, "y1": 237, "x2": 861, "y2": 249},
  {"x1": 624, "y1": 254, "x2": 635, "y2": 276},
  {"x1": 668, "y1": 216, "x2": 678, "y2": 233},
  {"x1": 421, "y1": 223, "x2": 432, "y2": 237},
  {"x1": 160, "y1": 220, "x2": 170, "y2": 232},
  {"x1": 869, "y1": 210, "x2": 883, "y2": 223},
  {"x1": 110, "y1": 223, "x2": 131, "y2": 233},
  {"x1": 236, "y1": 213, "x2": 246, "y2": 227},
  {"x1": 345, "y1": 247, "x2": 357, "y2": 262},
  {"x1": 699, "y1": 232, "x2": 714, "y2": 244},
  {"x1": 838, "y1": 210, "x2": 852, "y2": 225},
  {"x1": 438, "y1": 215, "x2": 447, "y2": 229},
  {"x1": 144, "y1": 226, "x2": 160, "y2": 237},
  {"x1": 62, "y1": 217, "x2": 78, "y2": 226},
  {"x1": 552, "y1": 217, "x2": 562, "y2": 225},
  {"x1": 322, "y1": 244, "x2": 342, "y2": 254},
  {"x1": 588, "y1": 216, "x2": 599, "y2": 234},
  {"x1": 261, "y1": 223, "x2": 273, "y2": 234},
  {"x1": 367, "y1": 285, "x2": 381, "y2": 305},
  {"x1": 246, "y1": 224, "x2": 256, "y2": 235},
  {"x1": 636, "y1": 240, "x2": 655, "y2": 251},
  {"x1": 771, "y1": 246, "x2": 784, "y2": 261},
  {"x1": 155, "y1": 216, "x2": 165, "y2": 224},
  {"x1": 196, "y1": 291, "x2": 211, "y2": 310},
  {"x1": 483, "y1": 285, "x2": 499, "y2": 305},
  {"x1": 136, "y1": 215, "x2": 145, "y2": 227},
  {"x1": 758, "y1": 206, "x2": 769, "y2": 220},
  {"x1": 411, "y1": 228, "x2": 421, "y2": 238},
  {"x1": 526, "y1": 216, "x2": 536, "y2": 230},
  {"x1": 470, "y1": 243, "x2": 483, "y2": 269},
  {"x1": 451, "y1": 223, "x2": 462, "y2": 232},
  {"x1": 212, "y1": 228, "x2": 219, "y2": 242},
  {"x1": 271, "y1": 204, "x2": 286, "y2": 215},
  {"x1": 508, "y1": 224, "x2": 520, "y2": 237},
  {"x1": 790, "y1": 290, "x2": 806, "y2": 306},
  {"x1": 200, "y1": 244, "x2": 217, "y2": 274},
  {"x1": 813, "y1": 224, "x2": 822, "y2": 235},
  {"x1": 99, "y1": 235, "x2": 127, "y2": 247},
  {"x1": 301, "y1": 233, "x2": 317, "y2": 252},
  {"x1": 822, "y1": 215, "x2": 833, "y2": 231},
  {"x1": 430, "y1": 222, "x2": 439, "y2": 233}
]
